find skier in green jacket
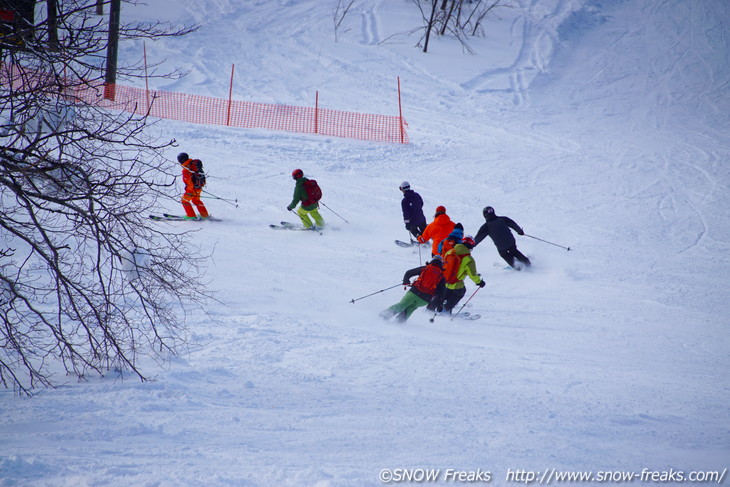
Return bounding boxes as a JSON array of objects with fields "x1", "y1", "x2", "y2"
[{"x1": 287, "y1": 169, "x2": 325, "y2": 229}]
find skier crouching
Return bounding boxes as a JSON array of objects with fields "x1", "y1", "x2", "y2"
[
  {"x1": 380, "y1": 256, "x2": 445, "y2": 323},
  {"x1": 434, "y1": 236, "x2": 485, "y2": 315}
]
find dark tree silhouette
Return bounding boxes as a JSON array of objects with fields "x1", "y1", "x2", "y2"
[
  {"x1": 0, "y1": 0, "x2": 203, "y2": 395},
  {"x1": 411, "y1": 0, "x2": 509, "y2": 53}
]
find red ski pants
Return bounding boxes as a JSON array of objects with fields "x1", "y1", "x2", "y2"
[{"x1": 181, "y1": 188, "x2": 209, "y2": 218}]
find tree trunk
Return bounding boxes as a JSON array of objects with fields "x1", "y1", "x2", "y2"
[{"x1": 423, "y1": 0, "x2": 439, "y2": 53}]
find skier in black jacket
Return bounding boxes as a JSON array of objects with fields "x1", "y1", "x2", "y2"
[
  {"x1": 474, "y1": 206, "x2": 531, "y2": 270},
  {"x1": 400, "y1": 181, "x2": 427, "y2": 240}
]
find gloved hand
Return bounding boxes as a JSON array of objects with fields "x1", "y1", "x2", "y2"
[
  {"x1": 405, "y1": 223, "x2": 411, "y2": 231},
  {"x1": 402, "y1": 280, "x2": 410, "y2": 286},
  {"x1": 478, "y1": 280, "x2": 486, "y2": 288},
  {"x1": 517, "y1": 228, "x2": 525, "y2": 236},
  {"x1": 287, "y1": 205, "x2": 293, "y2": 211},
  {"x1": 436, "y1": 305, "x2": 443, "y2": 313}
]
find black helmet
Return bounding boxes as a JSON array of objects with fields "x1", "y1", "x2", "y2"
[
  {"x1": 483, "y1": 206, "x2": 495, "y2": 218},
  {"x1": 177, "y1": 152, "x2": 189, "y2": 163},
  {"x1": 292, "y1": 168, "x2": 304, "y2": 179}
]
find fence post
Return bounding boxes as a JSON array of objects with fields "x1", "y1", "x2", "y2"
[
  {"x1": 227, "y1": 64, "x2": 235, "y2": 126},
  {"x1": 397, "y1": 76, "x2": 404, "y2": 144},
  {"x1": 103, "y1": 83, "x2": 116, "y2": 101},
  {"x1": 315, "y1": 90, "x2": 319, "y2": 134}
]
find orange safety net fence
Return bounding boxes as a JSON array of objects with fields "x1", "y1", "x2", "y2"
[{"x1": 1, "y1": 63, "x2": 409, "y2": 144}]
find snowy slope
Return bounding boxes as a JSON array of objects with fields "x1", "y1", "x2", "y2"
[{"x1": 1, "y1": 0, "x2": 729, "y2": 486}]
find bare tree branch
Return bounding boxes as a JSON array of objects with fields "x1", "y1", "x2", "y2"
[
  {"x1": 1, "y1": 0, "x2": 205, "y2": 395},
  {"x1": 332, "y1": 0, "x2": 356, "y2": 42},
  {"x1": 409, "y1": 0, "x2": 511, "y2": 53}
]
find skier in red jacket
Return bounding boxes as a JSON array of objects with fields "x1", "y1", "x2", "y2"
[
  {"x1": 380, "y1": 256, "x2": 445, "y2": 323},
  {"x1": 417, "y1": 206, "x2": 455, "y2": 256}
]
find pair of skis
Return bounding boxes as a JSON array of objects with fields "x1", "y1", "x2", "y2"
[
  {"x1": 394, "y1": 239, "x2": 429, "y2": 248},
  {"x1": 149, "y1": 213, "x2": 221, "y2": 222},
  {"x1": 269, "y1": 221, "x2": 323, "y2": 235},
  {"x1": 429, "y1": 311, "x2": 481, "y2": 322}
]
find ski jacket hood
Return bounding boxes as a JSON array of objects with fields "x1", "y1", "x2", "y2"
[
  {"x1": 454, "y1": 243, "x2": 471, "y2": 256},
  {"x1": 447, "y1": 227, "x2": 464, "y2": 240},
  {"x1": 437, "y1": 227, "x2": 464, "y2": 256}
]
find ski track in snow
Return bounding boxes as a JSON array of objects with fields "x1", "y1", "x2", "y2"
[{"x1": 1, "y1": 0, "x2": 729, "y2": 486}]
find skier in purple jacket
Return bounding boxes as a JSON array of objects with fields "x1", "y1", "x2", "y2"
[{"x1": 399, "y1": 181, "x2": 427, "y2": 240}]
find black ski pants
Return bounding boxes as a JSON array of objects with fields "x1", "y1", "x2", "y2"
[
  {"x1": 408, "y1": 223, "x2": 427, "y2": 241},
  {"x1": 498, "y1": 245, "x2": 531, "y2": 269},
  {"x1": 442, "y1": 287, "x2": 466, "y2": 313}
]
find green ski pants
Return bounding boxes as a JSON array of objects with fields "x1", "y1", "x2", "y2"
[{"x1": 381, "y1": 291, "x2": 429, "y2": 322}]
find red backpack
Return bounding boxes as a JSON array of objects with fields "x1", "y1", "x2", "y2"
[
  {"x1": 412, "y1": 263, "x2": 443, "y2": 296},
  {"x1": 302, "y1": 179, "x2": 322, "y2": 206},
  {"x1": 443, "y1": 250, "x2": 465, "y2": 284}
]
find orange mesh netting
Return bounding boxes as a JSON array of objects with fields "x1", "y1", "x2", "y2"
[{"x1": 1, "y1": 63, "x2": 409, "y2": 144}]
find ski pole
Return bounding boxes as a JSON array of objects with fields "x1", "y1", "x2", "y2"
[
  {"x1": 202, "y1": 190, "x2": 239, "y2": 207},
  {"x1": 406, "y1": 230, "x2": 423, "y2": 265},
  {"x1": 428, "y1": 310, "x2": 438, "y2": 323},
  {"x1": 320, "y1": 201, "x2": 349, "y2": 223},
  {"x1": 451, "y1": 286, "x2": 482, "y2": 321},
  {"x1": 523, "y1": 233, "x2": 571, "y2": 251},
  {"x1": 350, "y1": 283, "x2": 403, "y2": 304}
]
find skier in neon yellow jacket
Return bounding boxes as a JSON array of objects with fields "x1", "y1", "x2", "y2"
[{"x1": 436, "y1": 237, "x2": 485, "y2": 314}]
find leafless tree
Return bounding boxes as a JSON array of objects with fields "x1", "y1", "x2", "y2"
[
  {"x1": 410, "y1": 0, "x2": 510, "y2": 53},
  {"x1": 332, "y1": 0, "x2": 356, "y2": 42},
  {"x1": 0, "y1": 1, "x2": 203, "y2": 395}
]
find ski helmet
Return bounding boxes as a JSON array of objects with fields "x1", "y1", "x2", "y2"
[
  {"x1": 483, "y1": 206, "x2": 495, "y2": 218},
  {"x1": 462, "y1": 235, "x2": 476, "y2": 249},
  {"x1": 292, "y1": 168, "x2": 304, "y2": 179},
  {"x1": 399, "y1": 181, "x2": 410, "y2": 191},
  {"x1": 177, "y1": 152, "x2": 189, "y2": 163},
  {"x1": 435, "y1": 205, "x2": 446, "y2": 216}
]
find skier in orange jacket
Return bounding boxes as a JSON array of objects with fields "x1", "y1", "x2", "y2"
[
  {"x1": 178, "y1": 152, "x2": 209, "y2": 219},
  {"x1": 417, "y1": 206, "x2": 455, "y2": 256}
]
